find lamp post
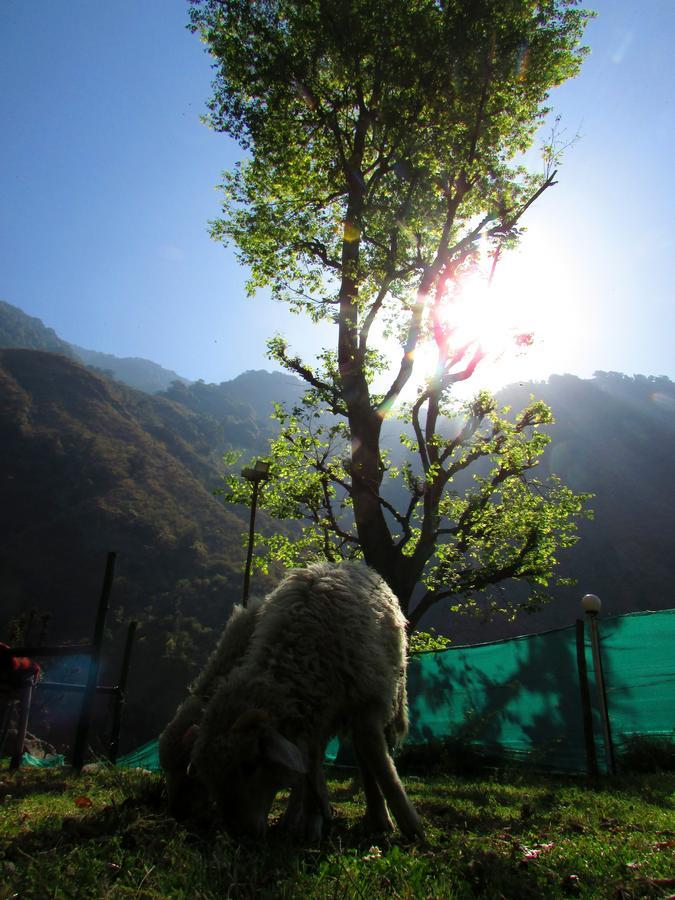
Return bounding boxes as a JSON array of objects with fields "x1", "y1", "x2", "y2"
[
  {"x1": 241, "y1": 460, "x2": 270, "y2": 608},
  {"x1": 575, "y1": 612, "x2": 598, "y2": 778},
  {"x1": 582, "y1": 593, "x2": 616, "y2": 774}
]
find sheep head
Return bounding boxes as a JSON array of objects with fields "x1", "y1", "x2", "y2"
[
  {"x1": 192, "y1": 708, "x2": 307, "y2": 838},
  {"x1": 160, "y1": 720, "x2": 210, "y2": 821}
]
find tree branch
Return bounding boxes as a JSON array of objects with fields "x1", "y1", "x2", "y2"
[
  {"x1": 360, "y1": 173, "x2": 422, "y2": 356},
  {"x1": 395, "y1": 478, "x2": 425, "y2": 551},
  {"x1": 377, "y1": 177, "x2": 484, "y2": 415},
  {"x1": 274, "y1": 346, "x2": 346, "y2": 415},
  {"x1": 489, "y1": 170, "x2": 558, "y2": 237},
  {"x1": 293, "y1": 240, "x2": 342, "y2": 272},
  {"x1": 408, "y1": 527, "x2": 540, "y2": 630},
  {"x1": 317, "y1": 474, "x2": 360, "y2": 545},
  {"x1": 411, "y1": 392, "x2": 430, "y2": 473}
]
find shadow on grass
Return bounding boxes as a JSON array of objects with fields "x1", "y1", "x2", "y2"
[
  {"x1": 0, "y1": 772, "x2": 394, "y2": 869},
  {"x1": 4, "y1": 768, "x2": 674, "y2": 900},
  {"x1": 0, "y1": 776, "x2": 172, "y2": 863},
  {"x1": 0, "y1": 769, "x2": 74, "y2": 802},
  {"x1": 459, "y1": 846, "x2": 559, "y2": 900},
  {"x1": 582, "y1": 773, "x2": 675, "y2": 810},
  {"x1": 407, "y1": 769, "x2": 675, "y2": 849}
]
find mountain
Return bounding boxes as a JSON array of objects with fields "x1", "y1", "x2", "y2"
[
  {"x1": 417, "y1": 371, "x2": 675, "y2": 642},
  {"x1": 0, "y1": 301, "x2": 301, "y2": 417},
  {"x1": 0, "y1": 348, "x2": 277, "y2": 750},
  {"x1": 1, "y1": 296, "x2": 674, "y2": 748},
  {"x1": 0, "y1": 300, "x2": 77, "y2": 359},
  {"x1": 498, "y1": 373, "x2": 675, "y2": 623},
  {"x1": 71, "y1": 345, "x2": 190, "y2": 394},
  {"x1": 160, "y1": 370, "x2": 304, "y2": 452},
  {"x1": 0, "y1": 301, "x2": 190, "y2": 394}
]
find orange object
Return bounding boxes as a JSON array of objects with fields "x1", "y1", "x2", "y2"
[{"x1": 0, "y1": 643, "x2": 41, "y2": 686}]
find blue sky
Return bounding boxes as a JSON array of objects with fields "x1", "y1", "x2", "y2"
[{"x1": 1, "y1": 0, "x2": 673, "y2": 387}]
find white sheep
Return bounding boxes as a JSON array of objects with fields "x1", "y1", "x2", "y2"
[
  {"x1": 158, "y1": 600, "x2": 259, "y2": 818},
  {"x1": 189, "y1": 561, "x2": 423, "y2": 841}
]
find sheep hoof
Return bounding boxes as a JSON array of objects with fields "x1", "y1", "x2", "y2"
[
  {"x1": 279, "y1": 808, "x2": 328, "y2": 843},
  {"x1": 402, "y1": 818, "x2": 426, "y2": 843},
  {"x1": 306, "y1": 812, "x2": 325, "y2": 844},
  {"x1": 364, "y1": 813, "x2": 395, "y2": 835}
]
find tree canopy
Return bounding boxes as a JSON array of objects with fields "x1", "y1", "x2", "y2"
[{"x1": 190, "y1": 0, "x2": 593, "y2": 629}]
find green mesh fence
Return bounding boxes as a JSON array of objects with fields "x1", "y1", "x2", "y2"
[
  {"x1": 21, "y1": 752, "x2": 65, "y2": 768},
  {"x1": 406, "y1": 609, "x2": 675, "y2": 773},
  {"x1": 116, "y1": 739, "x2": 161, "y2": 771},
  {"x1": 19, "y1": 610, "x2": 674, "y2": 774},
  {"x1": 597, "y1": 610, "x2": 675, "y2": 751},
  {"x1": 407, "y1": 623, "x2": 588, "y2": 772},
  {"x1": 113, "y1": 736, "x2": 341, "y2": 773}
]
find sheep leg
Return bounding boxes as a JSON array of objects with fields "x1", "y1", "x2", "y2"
[
  {"x1": 280, "y1": 784, "x2": 306, "y2": 832},
  {"x1": 280, "y1": 752, "x2": 331, "y2": 841},
  {"x1": 353, "y1": 743, "x2": 394, "y2": 834},
  {"x1": 352, "y1": 722, "x2": 423, "y2": 840},
  {"x1": 308, "y1": 762, "x2": 331, "y2": 840}
]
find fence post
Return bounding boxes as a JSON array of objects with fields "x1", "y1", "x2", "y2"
[
  {"x1": 72, "y1": 552, "x2": 116, "y2": 770},
  {"x1": 9, "y1": 678, "x2": 35, "y2": 771},
  {"x1": 109, "y1": 620, "x2": 137, "y2": 764},
  {"x1": 582, "y1": 594, "x2": 616, "y2": 775},
  {"x1": 575, "y1": 618, "x2": 598, "y2": 778}
]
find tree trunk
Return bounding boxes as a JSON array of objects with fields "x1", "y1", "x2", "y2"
[{"x1": 348, "y1": 407, "x2": 397, "y2": 577}]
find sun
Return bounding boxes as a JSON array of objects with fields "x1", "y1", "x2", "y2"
[
  {"x1": 429, "y1": 231, "x2": 578, "y2": 392},
  {"x1": 373, "y1": 227, "x2": 582, "y2": 404},
  {"x1": 443, "y1": 272, "x2": 531, "y2": 360}
]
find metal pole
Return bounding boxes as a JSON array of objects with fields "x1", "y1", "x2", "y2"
[
  {"x1": 575, "y1": 619, "x2": 598, "y2": 778},
  {"x1": 242, "y1": 480, "x2": 260, "y2": 609},
  {"x1": 109, "y1": 620, "x2": 137, "y2": 764},
  {"x1": 72, "y1": 551, "x2": 116, "y2": 770},
  {"x1": 9, "y1": 678, "x2": 35, "y2": 771},
  {"x1": 240, "y1": 461, "x2": 269, "y2": 609},
  {"x1": 587, "y1": 613, "x2": 616, "y2": 774}
]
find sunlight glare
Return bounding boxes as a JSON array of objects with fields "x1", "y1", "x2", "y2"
[
  {"x1": 443, "y1": 272, "x2": 528, "y2": 360},
  {"x1": 423, "y1": 228, "x2": 581, "y2": 394},
  {"x1": 371, "y1": 227, "x2": 587, "y2": 405}
]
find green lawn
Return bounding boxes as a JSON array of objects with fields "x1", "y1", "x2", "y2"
[{"x1": 0, "y1": 765, "x2": 673, "y2": 898}]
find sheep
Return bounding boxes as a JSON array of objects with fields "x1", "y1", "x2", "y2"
[
  {"x1": 189, "y1": 561, "x2": 423, "y2": 841},
  {"x1": 158, "y1": 600, "x2": 260, "y2": 819}
]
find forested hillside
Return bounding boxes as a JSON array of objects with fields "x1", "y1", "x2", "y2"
[
  {"x1": 489, "y1": 372, "x2": 675, "y2": 634},
  {"x1": 0, "y1": 349, "x2": 276, "y2": 749},
  {"x1": 71, "y1": 345, "x2": 190, "y2": 395},
  {"x1": 1, "y1": 301, "x2": 674, "y2": 751},
  {"x1": 160, "y1": 369, "x2": 304, "y2": 452},
  {"x1": 0, "y1": 300, "x2": 77, "y2": 360},
  {"x1": 0, "y1": 300, "x2": 190, "y2": 394}
]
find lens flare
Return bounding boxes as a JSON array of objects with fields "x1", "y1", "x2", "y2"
[
  {"x1": 370, "y1": 228, "x2": 578, "y2": 401},
  {"x1": 441, "y1": 273, "x2": 525, "y2": 359}
]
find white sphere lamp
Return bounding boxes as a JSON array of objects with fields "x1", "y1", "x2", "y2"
[{"x1": 581, "y1": 593, "x2": 602, "y2": 615}]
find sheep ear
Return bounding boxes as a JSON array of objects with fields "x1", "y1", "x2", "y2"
[
  {"x1": 263, "y1": 730, "x2": 307, "y2": 774},
  {"x1": 181, "y1": 723, "x2": 200, "y2": 747}
]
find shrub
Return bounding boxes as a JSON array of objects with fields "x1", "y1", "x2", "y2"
[
  {"x1": 396, "y1": 737, "x2": 499, "y2": 777},
  {"x1": 617, "y1": 734, "x2": 675, "y2": 773}
]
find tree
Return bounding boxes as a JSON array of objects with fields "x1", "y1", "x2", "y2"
[{"x1": 190, "y1": 0, "x2": 593, "y2": 631}]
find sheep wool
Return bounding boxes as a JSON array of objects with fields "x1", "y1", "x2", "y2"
[
  {"x1": 158, "y1": 600, "x2": 260, "y2": 817},
  {"x1": 191, "y1": 561, "x2": 423, "y2": 840}
]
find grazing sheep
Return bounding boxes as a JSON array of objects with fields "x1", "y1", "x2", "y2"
[
  {"x1": 159, "y1": 600, "x2": 260, "y2": 818},
  {"x1": 190, "y1": 561, "x2": 423, "y2": 841}
]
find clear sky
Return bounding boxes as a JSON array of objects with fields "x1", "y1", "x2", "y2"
[{"x1": 1, "y1": 0, "x2": 673, "y2": 388}]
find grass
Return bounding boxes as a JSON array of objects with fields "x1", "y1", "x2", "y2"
[{"x1": 0, "y1": 764, "x2": 673, "y2": 899}]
